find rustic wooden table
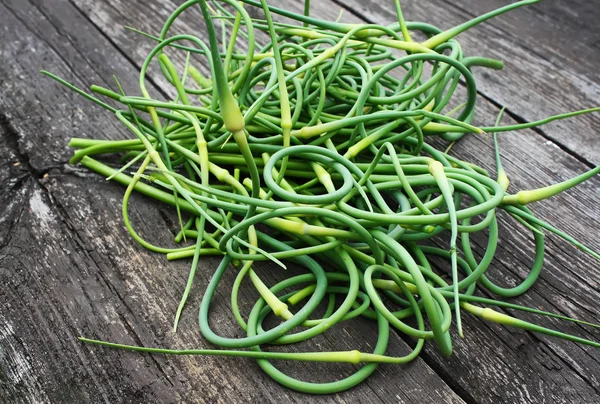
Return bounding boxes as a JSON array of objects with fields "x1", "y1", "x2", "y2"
[{"x1": 1, "y1": 0, "x2": 599, "y2": 402}]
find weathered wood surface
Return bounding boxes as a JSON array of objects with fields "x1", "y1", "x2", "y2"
[{"x1": 0, "y1": 0, "x2": 599, "y2": 403}]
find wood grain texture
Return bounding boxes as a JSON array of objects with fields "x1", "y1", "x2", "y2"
[{"x1": 0, "y1": 0, "x2": 599, "y2": 403}]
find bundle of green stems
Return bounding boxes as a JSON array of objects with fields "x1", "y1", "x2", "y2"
[{"x1": 45, "y1": 0, "x2": 600, "y2": 393}]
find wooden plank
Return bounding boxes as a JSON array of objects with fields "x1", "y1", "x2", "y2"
[
  {"x1": 0, "y1": 0, "x2": 464, "y2": 402},
  {"x1": 0, "y1": 0, "x2": 147, "y2": 172},
  {"x1": 335, "y1": 0, "x2": 600, "y2": 164},
  {"x1": 440, "y1": 0, "x2": 599, "y2": 80}
]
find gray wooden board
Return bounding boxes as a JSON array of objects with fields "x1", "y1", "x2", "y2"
[{"x1": 0, "y1": 0, "x2": 599, "y2": 403}]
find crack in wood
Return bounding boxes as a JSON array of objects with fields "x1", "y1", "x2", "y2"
[
  {"x1": 0, "y1": 183, "x2": 30, "y2": 253},
  {"x1": 0, "y1": 113, "x2": 44, "y2": 179}
]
